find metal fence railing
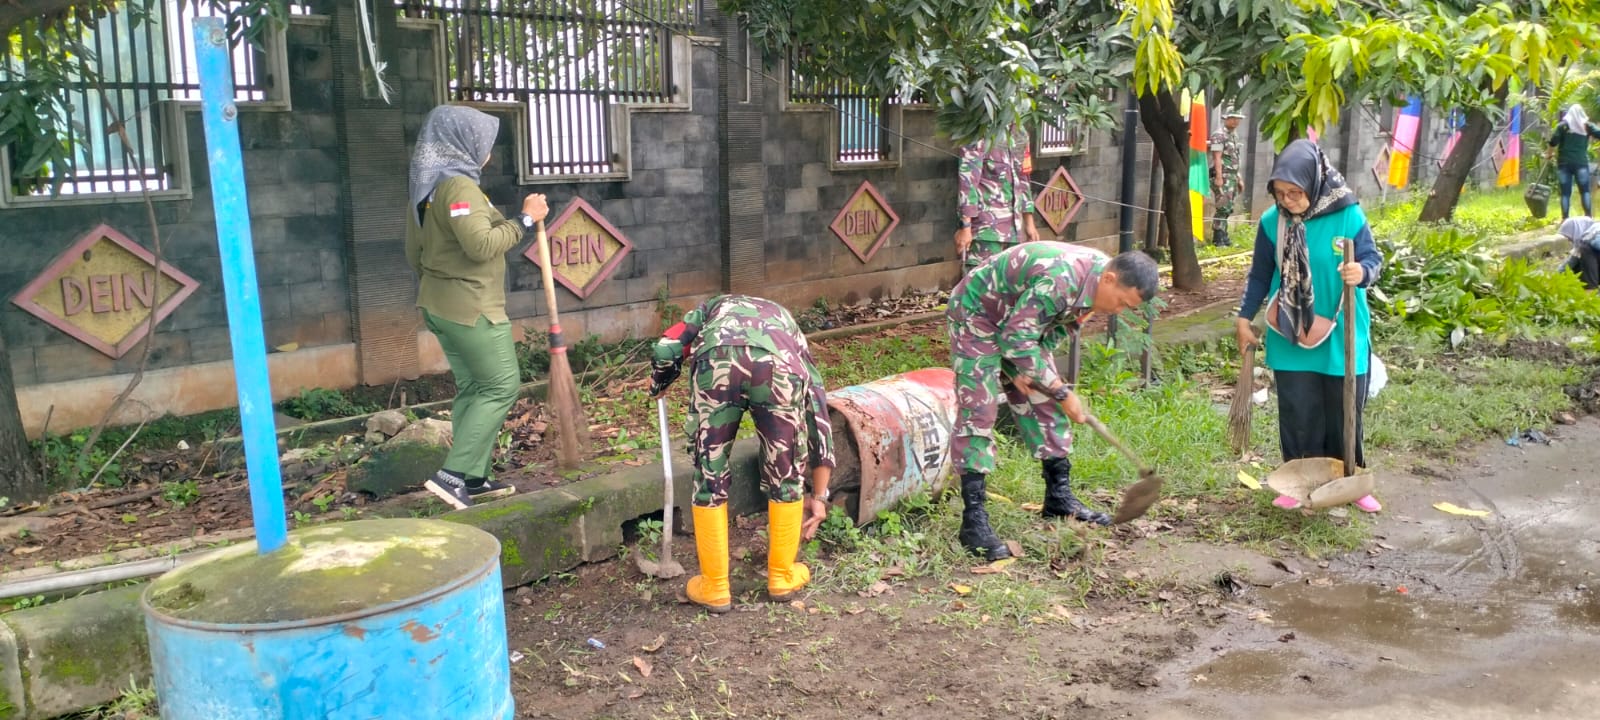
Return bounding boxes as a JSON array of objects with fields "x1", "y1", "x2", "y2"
[
  {"x1": 399, "y1": 0, "x2": 696, "y2": 177},
  {"x1": 3, "y1": 2, "x2": 301, "y2": 197},
  {"x1": 1039, "y1": 119, "x2": 1086, "y2": 156}
]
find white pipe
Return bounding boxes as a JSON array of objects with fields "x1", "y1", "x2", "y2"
[{"x1": 0, "y1": 549, "x2": 217, "y2": 601}]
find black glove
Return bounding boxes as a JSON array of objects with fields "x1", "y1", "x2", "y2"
[{"x1": 649, "y1": 357, "x2": 683, "y2": 397}]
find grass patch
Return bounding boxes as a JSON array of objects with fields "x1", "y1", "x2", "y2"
[{"x1": 1368, "y1": 187, "x2": 1554, "y2": 243}]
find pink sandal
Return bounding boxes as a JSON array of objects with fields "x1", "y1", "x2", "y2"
[
  {"x1": 1353, "y1": 495, "x2": 1382, "y2": 513},
  {"x1": 1272, "y1": 495, "x2": 1302, "y2": 510}
]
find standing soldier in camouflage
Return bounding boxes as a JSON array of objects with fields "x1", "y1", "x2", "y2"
[
  {"x1": 651, "y1": 295, "x2": 835, "y2": 613},
  {"x1": 946, "y1": 243, "x2": 1160, "y2": 560},
  {"x1": 1208, "y1": 108, "x2": 1247, "y2": 247},
  {"x1": 955, "y1": 125, "x2": 1040, "y2": 272}
]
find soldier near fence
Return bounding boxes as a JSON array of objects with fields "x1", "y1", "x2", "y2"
[
  {"x1": 1209, "y1": 108, "x2": 1247, "y2": 247},
  {"x1": 650, "y1": 295, "x2": 835, "y2": 613},
  {"x1": 955, "y1": 125, "x2": 1040, "y2": 271},
  {"x1": 945, "y1": 242, "x2": 1160, "y2": 560}
]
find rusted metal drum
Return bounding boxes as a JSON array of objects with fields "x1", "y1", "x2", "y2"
[
  {"x1": 141, "y1": 519, "x2": 512, "y2": 720},
  {"x1": 826, "y1": 368, "x2": 959, "y2": 524}
]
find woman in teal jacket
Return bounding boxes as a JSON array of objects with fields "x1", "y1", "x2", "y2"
[{"x1": 1235, "y1": 140, "x2": 1384, "y2": 513}]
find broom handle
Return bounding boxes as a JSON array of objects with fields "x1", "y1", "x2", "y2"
[
  {"x1": 1342, "y1": 238, "x2": 1357, "y2": 473},
  {"x1": 534, "y1": 220, "x2": 564, "y2": 339}
]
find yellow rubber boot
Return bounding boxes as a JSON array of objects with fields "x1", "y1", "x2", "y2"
[
  {"x1": 686, "y1": 504, "x2": 732, "y2": 613},
  {"x1": 766, "y1": 500, "x2": 811, "y2": 600}
]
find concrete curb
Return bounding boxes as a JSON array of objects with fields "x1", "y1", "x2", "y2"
[{"x1": 2, "y1": 302, "x2": 1242, "y2": 719}]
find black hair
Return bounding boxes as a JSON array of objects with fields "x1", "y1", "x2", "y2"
[{"x1": 1107, "y1": 251, "x2": 1160, "y2": 302}]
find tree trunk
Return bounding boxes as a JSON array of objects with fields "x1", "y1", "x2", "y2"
[
  {"x1": 0, "y1": 332, "x2": 45, "y2": 503},
  {"x1": 1138, "y1": 90, "x2": 1203, "y2": 290},
  {"x1": 1419, "y1": 86, "x2": 1509, "y2": 222}
]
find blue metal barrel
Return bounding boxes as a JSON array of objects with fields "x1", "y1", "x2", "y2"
[{"x1": 141, "y1": 518, "x2": 513, "y2": 719}]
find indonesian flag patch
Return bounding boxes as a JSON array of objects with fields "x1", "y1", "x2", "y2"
[{"x1": 449, "y1": 201, "x2": 471, "y2": 218}]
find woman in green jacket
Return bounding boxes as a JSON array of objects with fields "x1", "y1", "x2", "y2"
[
  {"x1": 405, "y1": 105, "x2": 547, "y2": 509},
  {"x1": 1546, "y1": 104, "x2": 1600, "y2": 220},
  {"x1": 1234, "y1": 140, "x2": 1384, "y2": 513}
]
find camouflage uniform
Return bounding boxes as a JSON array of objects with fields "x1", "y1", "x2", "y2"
[
  {"x1": 1208, "y1": 126, "x2": 1244, "y2": 244},
  {"x1": 958, "y1": 127, "x2": 1035, "y2": 270},
  {"x1": 651, "y1": 295, "x2": 836, "y2": 508},
  {"x1": 946, "y1": 242, "x2": 1107, "y2": 474}
]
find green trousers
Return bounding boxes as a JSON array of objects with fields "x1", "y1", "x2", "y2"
[{"x1": 423, "y1": 309, "x2": 520, "y2": 478}]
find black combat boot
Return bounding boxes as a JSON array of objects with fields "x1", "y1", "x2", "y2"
[
  {"x1": 1041, "y1": 457, "x2": 1111, "y2": 526},
  {"x1": 1212, "y1": 228, "x2": 1232, "y2": 247},
  {"x1": 957, "y1": 472, "x2": 1012, "y2": 561}
]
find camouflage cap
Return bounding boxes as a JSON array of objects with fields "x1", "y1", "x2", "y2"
[{"x1": 1223, "y1": 108, "x2": 1246, "y2": 120}]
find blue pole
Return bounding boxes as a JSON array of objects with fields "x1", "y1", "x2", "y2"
[{"x1": 194, "y1": 17, "x2": 287, "y2": 554}]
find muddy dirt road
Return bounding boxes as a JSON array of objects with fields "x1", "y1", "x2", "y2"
[
  {"x1": 506, "y1": 419, "x2": 1600, "y2": 719},
  {"x1": 1138, "y1": 417, "x2": 1600, "y2": 719}
]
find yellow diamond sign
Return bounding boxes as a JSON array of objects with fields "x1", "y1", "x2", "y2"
[
  {"x1": 1035, "y1": 166, "x2": 1084, "y2": 235},
  {"x1": 12, "y1": 224, "x2": 200, "y2": 358},
  {"x1": 525, "y1": 198, "x2": 634, "y2": 299},
  {"x1": 829, "y1": 181, "x2": 900, "y2": 263}
]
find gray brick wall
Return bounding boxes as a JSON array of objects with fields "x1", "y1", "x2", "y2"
[
  {"x1": 1, "y1": 3, "x2": 1525, "y2": 400},
  {"x1": 0, "y1": 18, "x2": 350, "y2": 388}
]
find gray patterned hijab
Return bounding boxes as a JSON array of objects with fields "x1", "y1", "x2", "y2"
[{"x1": 408, "y1": 105, "x2": 499, "y2": 226}]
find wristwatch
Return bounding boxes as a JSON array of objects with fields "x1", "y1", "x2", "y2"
[
  {"x1": 957, "y1": 218, "x2": 971, "y2": 229},
  {"x1": 517, "y1": 212, "x2": 535, "y2": 228},
  {"x1": 811, "y1": 487, "x2": 831, "y2": 503},
  {"x1": 1048, "y1": 383, "x2": 1073, "y2": 402}
]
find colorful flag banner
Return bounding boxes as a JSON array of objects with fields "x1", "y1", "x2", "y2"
[
  {"x1": 1387, "y1": 96, "x2": 1423, "y2": 188},
  {"x1": 1187, "y1": 94, "x2": 1210, "y2": 239},
  {"x1": 1497, "y1": 105, "x2": 1521, "y2": 187},
  {"x1": 1438, "y1": 110, "x2": 1466, "y2": 169}
]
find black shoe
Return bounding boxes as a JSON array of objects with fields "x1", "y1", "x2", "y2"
[
  {"x1": 466, "y1": 478, "x2": 516, "y2": 500},
  {"x1": 424, "y1": 470, "x2": 473, "y2": 510},
  {"x1": 1040, "y1": 457, "x2": 1111, "y2": 526},
  {"x1": 1212, "y1": 230, "x2": 1232, "y2": 247},
  {"x1": 957, "y1": 472, "x2": 1012, "y2": 561}
]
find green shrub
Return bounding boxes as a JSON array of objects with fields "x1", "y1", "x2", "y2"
[
  {"x1": 1374, "y1": 226, "x2": 1600, "y2": 340},
  {"x1": 279, "y1": 388, "x2": 375, "y2": 421}
]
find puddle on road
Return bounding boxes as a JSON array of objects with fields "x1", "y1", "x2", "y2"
[
  {"x1": 1557, "y1": 594, "x2": 1600, "y2": 628},
  {"x1": 1258, "y1": 582, "x2": 1517, "y2": 649},
  {"x1": 1190, "y1": 648, "x2": 1307, "y2": 694}
]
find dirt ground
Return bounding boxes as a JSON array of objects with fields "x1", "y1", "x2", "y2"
[{"x1": 501, "y1": 418, "x2": 1600, "y2": 719}]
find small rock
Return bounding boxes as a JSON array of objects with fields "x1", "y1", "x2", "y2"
[
  {"x1": 1557, "y1": 412, "x2": 1577, "y2": 425},
  {"x1": 0, "y1": 516, "x2": 55, "y2": 537},
  {"x1": 391, "y1": 418, "x2": 453, "y2": 447},
  {"x1": 364, "y1": 431, "x2": 387, "y2": 446},
  {"x1": 282, "y1": 448, "x2": 316, "y2": 463},
  {"x1": 1577, "y1": 584, "x2": 1589, "y2": 592},
  {"x1": 366, "y1": 410, "x2": 409, "y2": 438},
  {"x1": 176, "y1": 440, "x2": 191, "y2": 451}
]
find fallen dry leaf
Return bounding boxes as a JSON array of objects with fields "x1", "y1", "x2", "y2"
[
  {"x1": 790, "y1": 600, "x2": 807, "y2": 611},
  {"x1": 1052, "y1": 604, "x2": 1073, "y2": 618},
  {"x1": 631, "y1": 656, "x2": 653, "y2": 678},
  {"x1": 846, "y1": 605, "x2": 866, "y2": 615},
  {"x1": 971, "y1": 558, "x2": 1016, "y2": 575},
  {"x1": 641, "y1": 634, "x2": 666, "y2": 653},
  {"x1": 1309, "y1": 577, "x2": 1334, "y2": 587},
  {"x1": 11, "y1": 546, "x2": 41, "y2": 556},
  {"x1": 627, "y1": 688, "x2": 646, "y2": 700},
  {"x1": 1237, "y1": 470, "x2": 1261, "y2": 490},
  {"x1": 1433, "y1": 502, "x2": 1490, "y2": 518},
  {"x1": 1020, "y1": 502, "x2": 1044, "y2": 512},
  {"x1": 882, "y1": 565, "x2": 905, "y2": 577},
  {"x1": 949, "y1": 583, "x2": 973, "y2": 596},
  {"x1": 1004, "y1": 539, "x2": 1025, "y2": 558},
  {"x1": 859, "y1": 580, "x2": 891, "y2": 598}
]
